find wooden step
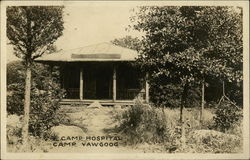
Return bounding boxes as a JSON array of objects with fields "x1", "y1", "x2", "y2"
[{"x1": 60, "y1": 99, "x2": 138, "y2": 106}]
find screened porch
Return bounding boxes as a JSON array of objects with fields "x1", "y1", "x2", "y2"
[{"x1": 60, "y1": 62, "x2": 149, "y2": 102}]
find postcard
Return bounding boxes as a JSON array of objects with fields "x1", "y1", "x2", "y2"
[{"x1": 1, "y1": 1, "x2": 249, "y2": 159}]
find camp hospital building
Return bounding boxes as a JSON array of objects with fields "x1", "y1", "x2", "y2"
[{"x1": 36, "y1": 42, "x2": 149, "y2": 106}]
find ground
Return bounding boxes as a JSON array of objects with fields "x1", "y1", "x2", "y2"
[
  {"x1": 42, "y1": 106, "x2": 164, "y2": 153},
  {"x1": 7, "y1": 105, "x2": 242, "y2": 153}
]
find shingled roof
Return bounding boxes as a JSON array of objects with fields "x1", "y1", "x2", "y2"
[{"x1": 36, "y1": 42, "x2": 138, "y2": 62}]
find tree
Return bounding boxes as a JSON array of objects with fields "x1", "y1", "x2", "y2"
[
  {"x1": 7, "y1": 61, "x2": 66, "y2": 139},
  {"x1": 7, "y1": 6, "x2": 64, "y2": 146},
  {"x1": 131, "y1": 6, "x2": 242, "y2": 146},
  {"x1": 111, "y1": 35, "x2": 141, "y2": 51}
]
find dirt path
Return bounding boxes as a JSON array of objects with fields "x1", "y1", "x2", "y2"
[
  {"x1": 7, "y1": 106, "x2": 166, "y2": 153},
  {"x1": 48, "y1": 106, "x2": 141, "y2": 153},
  {"x1": 84, "y1": 108, "x2": 114, "y2": 135}
]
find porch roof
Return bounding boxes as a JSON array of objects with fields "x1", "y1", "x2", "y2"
[{"x1": 36, "y1": 42, "x2": 138, "y2": 62}]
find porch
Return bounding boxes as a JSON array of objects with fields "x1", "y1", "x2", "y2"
[
  {"x1": 60, "y1": 62, "x2": 149, "y2": 105},
  {"x1": 36, "y1": 42, "x2": 150, "y2": 106}
]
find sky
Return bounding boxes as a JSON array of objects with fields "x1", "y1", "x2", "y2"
[
  {"x1": 6, "y1": 2, "x2": 244, "y2": 62},
  {"x1": 7, "y1": 3, "x2": 142, "y2": 62},
  {"x1": 56, "y1": 4, "x2": 142, "y2": 50}
]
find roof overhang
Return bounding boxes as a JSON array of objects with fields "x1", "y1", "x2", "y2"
[{"x1": 35, "y1": 42, "x2": 138, "y2": 63}]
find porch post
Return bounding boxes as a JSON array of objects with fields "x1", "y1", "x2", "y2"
[
  {"x1": 60, "y1": 65, "x2": 65, "y2": 89},
  {"x1": 113, "y1": 65, "x2": 116, "y2": 102},
  {"x1": 145, "y1": 73, "x2": 149, "y2": 103},
  {"x1": 80, "y1": 67, "x2": 83, "y2": 100}
]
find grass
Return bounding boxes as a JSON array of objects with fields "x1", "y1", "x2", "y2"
[
  {"x1": 114, "y1": 103, "x2": 243, "y2": 153},
  {"x1": 6, "y1": 105, "x2": 243, "y2": 153}
]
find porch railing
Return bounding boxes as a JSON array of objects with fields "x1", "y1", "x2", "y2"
[
  {"x1": 65, "y1": 88, "x2": 145, "y2": 100},
  {"x1": 117, "y1": 89, "x2": 145, "y2": 100},
  {"x1": 66, "y1": 88, "x2": 79, "y2": 99}
]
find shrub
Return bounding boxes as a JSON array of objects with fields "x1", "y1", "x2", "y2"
[
  {"x1": 117, "y1": 100, "x2": 170, "y2": 144},
  {"x1": 213, "y1": 99, "x2": 242, "y2": 133},
  {"x1": 7, "y1": 62, "x2": 66, "y2": 139},
  {"x1": 7, "y1": 61, "x2": 25, "y2": 85},
  {"x1": 30, "y1": 64, "x2": 66, "y2": 139},
  {"x1": 7, "y1": 83, "x2": 25, "y2": 115},
  {"x1": 7, "y1": 61, "x2": 25, "y2": 115}
]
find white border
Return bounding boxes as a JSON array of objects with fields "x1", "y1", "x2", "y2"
[{"x1": 1, "y1": 1, "x2": 249, "y2": 159}]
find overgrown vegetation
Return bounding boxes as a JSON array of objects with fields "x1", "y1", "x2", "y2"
[
  {"x1": 120, "y1": 6, "x2": 244, "y2": 152},
  {"x1": 117, "y1": 100, "x2": 171, "y2": 144},
  {"x1": 115, "y1": 101, "x2": 242, "y2": 153},
  {"x1": 149, "y1": 83, "x2": 201, "y2": 108},
  {"x1": 7, "y1": 61, "x2": 65, "y2": 140},
  {"x1": 213, "y1": 100, "x2": 243, "y2": 133}
]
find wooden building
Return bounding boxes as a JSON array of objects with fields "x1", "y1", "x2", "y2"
[{"x1": 36, "y1": 42, "x2": 149, "y2": 106}]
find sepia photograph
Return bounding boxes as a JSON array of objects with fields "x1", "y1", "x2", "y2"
[{"x1": 0, "y1": 1, "x2": 249, "y2": 159}]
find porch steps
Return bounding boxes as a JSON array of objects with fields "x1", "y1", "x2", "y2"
[{"x1": 60, "y1": 99, "x2": 137, "y2": 107}]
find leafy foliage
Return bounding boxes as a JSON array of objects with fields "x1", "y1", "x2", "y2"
[
  {"x1": 29, "y1": 65, "x2": 65, "y2": 138},
  {"x1": 117, "y1": 100, "x2": 170, "y2": 144},
  {"x1": 131, "y1": 6, "x2": 243, "y2": 107},
  {"x1": 213, "y1": 100, "x2": 242, "y2": 132},
  {"x1": 7, "y1": 61, "x2": 26, "y2": 115},
  {"x1": 7, "y1": 62, "x2": 65, "y2": 138},
  {"x1": 7, "y1": 6, "x2": 64, "y2": 64},
  {"x1": 7, "y1": 6, "x2": 64, "y2": 144},
  {"x1": 150, "y1": 80, "x2": 201, "y2": 108},
  {"x1": 7, "y1": 84, "x2": 25, "y2": 115},
  {"x1": 149, "y1": 83, "x2": 182, "y2": 108},
  {"x1": 226, "y1": 82, "x2": 243, "y2": 106},
  {"x1": 7, "y1": 61, "x2": 26, "y2": 85}
]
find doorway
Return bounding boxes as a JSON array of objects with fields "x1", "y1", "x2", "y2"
[{"x1": 83, "y1": 64, "x2": 112, "y2": 99}]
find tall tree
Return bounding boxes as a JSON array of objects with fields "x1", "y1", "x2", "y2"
[
  {"x1": 7, "y1": 6, "x2": 64, "y2": 146},
  {"x1": 131, "y1": 6, "x2": 242, "y2": 146}
]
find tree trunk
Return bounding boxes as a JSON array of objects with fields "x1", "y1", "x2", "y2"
[
  {"x1": 222, "y1": 81, "x2": 225, "y2": 97},
  {"x1": 218, "y1": 81, "x2": 226, "y2": 106},
  {"x1": 200, "y1": 80, "x2": 205, "y2": 125},
  {"x1": 180, "y1": 85, "x2": 188, "y2": 122},
  {"x1": 180, "y1": 84, "x2": 188, "y2": 148},
  {"x1": 22, "y1": 66, "x2": 31, "y2": 147}
]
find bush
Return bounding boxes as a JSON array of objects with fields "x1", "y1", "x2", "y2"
[
  {"x1": 117, "y1": 100, "x2": 171, "y2": 144},
  {"x1": 7, "y1": 61, "x2": 25, "y2": 115},
  {"x1": 7, "y1": 83, "x2": 25, "y2": 115},
  {"x1": 213, "y1": 99, "x2": 242, "y2": 133},
  {"x1": 7, "y1": 62, "x2": 66, "y2": 139},
  {"x1": 7, "y1": 61, "x2": 25, "y2": 85},
  {"x1": 149, "y1": 80, "x2": 200, "y2": 108}
]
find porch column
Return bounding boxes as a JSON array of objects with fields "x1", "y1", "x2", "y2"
[
  {"x1": 80, "y1": 67, "x2": 83, "y2": 100},
  {"x1": 60, "y1": 65, "x2": 65, "y2": 89},
  {"x1": 145, "y1": 73, "x2": 150, "y2": 103},
  {"x1": 113, "y1": 65, "x2": 116, "y2": 102}
]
